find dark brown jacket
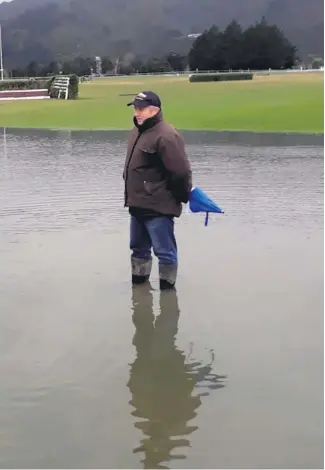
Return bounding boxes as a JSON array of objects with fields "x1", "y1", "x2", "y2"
[{"x1": 123, "y1": 112, "x2": 192, "y2": 218}]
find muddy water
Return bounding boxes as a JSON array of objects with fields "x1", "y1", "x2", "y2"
[{"x1": 0, "y1": 129, "x2": 323, "y2": 469}]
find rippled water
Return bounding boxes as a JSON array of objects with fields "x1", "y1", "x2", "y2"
[{"x1": 0, "y1": 128, "x2": 323, "y2": 469}]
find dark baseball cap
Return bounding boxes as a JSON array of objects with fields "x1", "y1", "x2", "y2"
[{"x1": 127, "y1": 91, "x2": 161, "y2": 109}]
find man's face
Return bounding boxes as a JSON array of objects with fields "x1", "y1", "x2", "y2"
[{"x1": 134, "y1": 105, "x2": 159, "y2": 125}]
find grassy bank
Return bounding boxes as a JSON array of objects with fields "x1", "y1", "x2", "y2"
[{"x1": 0, "y1": 73, "x2": 323, "y2": 133}]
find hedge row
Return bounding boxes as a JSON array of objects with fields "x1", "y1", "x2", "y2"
[
  {"x1": 189, "y1": 72, "x2": 254, "y2": 83},
  {"x1": 0, "y1": 79, "x2": 49, "y2": 91}
]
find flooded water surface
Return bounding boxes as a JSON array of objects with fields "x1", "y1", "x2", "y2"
[{"x1": 0, "y1": 129, "x2": 323, "y2": 469}]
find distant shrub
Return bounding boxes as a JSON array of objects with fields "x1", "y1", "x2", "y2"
[
  {"x1": 69, "y1": 74, "x2": 79, "y2": 100},
  {"x1": 189, "y1": 72, "x2": 254, "y2": 83}
]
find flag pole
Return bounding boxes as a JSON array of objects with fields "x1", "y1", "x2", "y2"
[{"x1": 0, "y1": 24, "x2": 4, "y2": 81}]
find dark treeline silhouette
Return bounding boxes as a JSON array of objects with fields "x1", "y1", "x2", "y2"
[
  {"x1": 1, "y1": 0, "x2": 322, "y2": 68},
  {"x1": 10, "y1": 53, "x2": 189, "y2": 77},
  {"x1": 189, "y1": 19, "x2": 298, "y2": 70},
  {"x1": 9, "y1": 19, "x2": 299, "y2": 78}
]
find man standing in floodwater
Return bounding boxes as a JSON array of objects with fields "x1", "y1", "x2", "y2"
[{"x1": 123, "y1": 91, "x2": 192, "y2": 290}]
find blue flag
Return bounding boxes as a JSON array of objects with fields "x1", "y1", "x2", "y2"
[{"x1": 189, "y1": 187, "x2": 224, "y2": 226}]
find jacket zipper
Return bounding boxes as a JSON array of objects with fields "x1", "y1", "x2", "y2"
[{"x1": 124, "y1": 133, "x2": 141, "y2": 207}]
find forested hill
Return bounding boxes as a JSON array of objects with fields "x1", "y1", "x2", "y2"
[{"x1": 0, "y1": 0, "x2": 323, "y2": 67}]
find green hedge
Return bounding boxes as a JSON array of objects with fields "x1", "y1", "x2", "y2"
[
  {"x1": 48, "y1": 74, "x2": 79, "y2": 100},
  {"x1": 0, "y1": 78, "x2": 49, "y2": 91},
  {"x1": 69, "y1": 74, "x2": 79, "y2": 99},
  {"x1": 189, "y1": 72, "x2": 254, "y2": 83}
]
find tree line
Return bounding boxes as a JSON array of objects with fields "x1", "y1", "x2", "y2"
[
  {"x1": 8, "y1": 19, "x2": 300, "y2": 78},
  {"x1": 189, "y1": 19, "x2": 298, "y2": 70},
  {"x1": 9, "y1": 53, "x2": 188, "y2": 78}
]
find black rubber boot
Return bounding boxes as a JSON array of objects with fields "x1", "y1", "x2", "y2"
[
  {"x1": 132, "y1": 274, "x2": 149, "y2": 285},
  {"x1": 131, "y1": 257, "x2": 152, "y2": 285},
  {"x1": 159, "y1": 264, "x2": 178, "y2": 290}
]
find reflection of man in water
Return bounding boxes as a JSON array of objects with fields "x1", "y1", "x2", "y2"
[{"x1": 127, "y1": 286, "x2": 226, "y2": 469}]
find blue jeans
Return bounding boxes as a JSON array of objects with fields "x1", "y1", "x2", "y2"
[{"x1": 130, "y1": 215, "x2": 178, "y2": 266}]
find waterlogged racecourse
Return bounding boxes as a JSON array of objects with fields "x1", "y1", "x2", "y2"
[{"x1": 0, "y1": 129, "x2": 323, "y2": 469}]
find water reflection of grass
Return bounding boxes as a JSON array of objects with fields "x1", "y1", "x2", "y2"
[{"x1": 0, "y1": 73, "x2": 323, "y2": 133}]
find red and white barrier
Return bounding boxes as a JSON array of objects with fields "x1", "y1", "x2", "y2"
[{"x1": 0, "y1": 89, "x2": 50, "y2": 101}]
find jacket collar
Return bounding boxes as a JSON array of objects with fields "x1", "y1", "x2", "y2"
[{"x1": 134, "y1": 110, "x2": 163, "y2": 134}]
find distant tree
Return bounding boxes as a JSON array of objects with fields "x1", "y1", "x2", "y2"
[
  {"x1": 130, "y1": 57, "x2": 145, "y2": 73},
  {"x1": 222, "y1": 20, "x2": 244, "y2": 69},
  {"x1": 26, "y1": 60, "x2": 41, "y2": 77},
  {"x1": 41, "y1": 61, "x2": 60, "y2": 75},
  {"x1": 145, "y1": 57, "x2": 172, "y2": 73},
  {"x1": 119, "y1": 64, "x2": 134, "y2": 75},
  {"x1": 62, "y1": 57, "x2": 95, "y2": 75},
  {"x1": 189, "y1": 19, "x2": 298, "y2": 71},
  {"x1": 242, "y1": 17, "x2": 298, "y2": 69},
  {"x1": 311, "y1": 56, "x2": 324, "y2": 69},
  {"x1": 188, "y1": 26, "x2": 221, "y2": 70},
  {"x1": 101, "y1": 57, "x2": 114, "y2": 73},
  {"x1": 166, "y1": 52, "x2": 187, "y2": 71},
  {"x1": 11, "y1": 67, "x2": 26, "y2": 78}
]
